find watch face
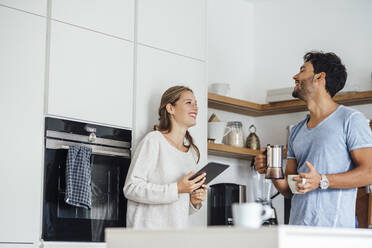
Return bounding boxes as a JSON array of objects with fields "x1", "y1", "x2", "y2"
[
  {"x1": 320, "y1": 180, "x2": 329, "y2": 189},
  {"x1": 320, "y1": 175, "x2": 329, "y2": 189}
]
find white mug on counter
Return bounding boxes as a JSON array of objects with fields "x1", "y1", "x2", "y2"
[
  {"x1": 208, "y1": 122, "x2": 231, "y2": 144},
  {"x1": 287, "y1": 175, "x2": 306, "y2": 194},
  {"x1": 232, "y1": 202, "x2": 273, "y2": 229}
]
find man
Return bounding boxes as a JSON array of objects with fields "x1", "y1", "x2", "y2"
[{"x1": 254, "y1": 51, "x2": 372, "y2": 227}]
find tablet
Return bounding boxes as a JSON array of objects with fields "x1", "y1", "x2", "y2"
[{"x1": 189, "y1": 162, "x2": 229, "y2": 184}]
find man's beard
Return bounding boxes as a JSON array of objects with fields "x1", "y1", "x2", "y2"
[
  {"x1": 292, "y1": 87, "x2": 305, "y2": 100},
  {"x1": 292, "y1": 77, "x2": 312, "y2": 100}
]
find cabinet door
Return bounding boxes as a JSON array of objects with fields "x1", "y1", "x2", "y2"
[
  {"x1": 51, "y1": 0, "x2": 134, "y2": 41},
  {"x1": 0, "y1": 7, "x2": 45, "y2": 242},
  {"x1": 135, "y1": 45, "x2": 207, "y2": 226},
  {"x1": 137, "y1": 0, "x2": 206, "y2": 60},
  {"x1": 0, "y1": 0, "x2": 46, "y2": 16},
  {"x1": 48, "y1": 21, "x2": 134, "y2": 128}
]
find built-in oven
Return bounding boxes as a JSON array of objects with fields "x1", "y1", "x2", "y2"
[{"x1": 42, "y1": 117, "x2": 131, "y2": 242}]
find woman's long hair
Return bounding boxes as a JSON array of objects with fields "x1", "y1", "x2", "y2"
[{"x1": 154, "y1": 86, "x2": 200, "y2": 163}]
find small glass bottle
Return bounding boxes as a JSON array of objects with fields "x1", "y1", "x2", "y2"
[{"x1": 226, "y1": 121, "x2": 244, "y2": 147}]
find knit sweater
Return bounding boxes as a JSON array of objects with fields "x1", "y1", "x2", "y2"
[{"x1": 124, "y1": 131, "x2": 201, "y2": 229}]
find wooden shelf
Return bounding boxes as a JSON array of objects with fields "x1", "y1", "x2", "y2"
[
  {"x1": 207, "y1": 92, "x2": 371, "y2": 160},
  {"x1": 208, "y1": 91, "x2": 372, "y2": 116},
  {"x1": 208, "y1": 143, "x2": 261, "y2": 160},
  {"x1": 208, "y1": 143, "x2": 288, "y2": 160}
]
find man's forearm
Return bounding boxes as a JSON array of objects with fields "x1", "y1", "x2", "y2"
[
  {"x1": 327, "y1": 166, "x2": 372, "y2": 189},
  {"x1": 327, "y1": 148, "x2": 372, "y2": 189},
  {"x1": 272, "y1": 178, "x2": 293, "y2": 199}
]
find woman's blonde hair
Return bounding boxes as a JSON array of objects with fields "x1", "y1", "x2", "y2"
[{"x1": 154, "y1": 86, "x2": 200, "y2": 163}]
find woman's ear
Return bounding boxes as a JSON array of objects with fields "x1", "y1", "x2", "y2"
[{"x1": 166, "y1": 103, "x2": 174, "y2": 115}]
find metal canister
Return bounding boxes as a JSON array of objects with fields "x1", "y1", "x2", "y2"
[{"x1": 246, "y1": 124, "x2": 260, "y2": 150}]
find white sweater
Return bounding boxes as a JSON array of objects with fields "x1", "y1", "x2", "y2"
[{"x1": 123, "y1": 131, "x2": 201, "y2": 229}]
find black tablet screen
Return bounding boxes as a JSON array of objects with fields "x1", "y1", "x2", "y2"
[{"x1": 189, "y1": 162, "x2": 229, "y2": 184}]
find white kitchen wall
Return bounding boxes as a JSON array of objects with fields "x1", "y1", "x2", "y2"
[
  {"x1": 0, "y1": 6, "x2": 46, "y2": 243},
  {"x1": 207, "y1": 0, "x2": 255, "y2": 101},
  {"x1": 252, "y1": 0, "x2": 372, "y2": 103}
]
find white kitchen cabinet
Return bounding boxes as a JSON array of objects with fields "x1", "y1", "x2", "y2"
[
  {"x1": 48, "y1": 21, "x2": 134, "y2": 128},
  {"x1": 0, "y1": 6, "x2": 46, "y2": 243},
  {"x1": 0, "y1": 0, "x2": 46, "y2": 16},
  {"x1": 135, "y1": 45, "x2": 207, "y2": 226},
  {"x1": 51, "y1": 0, "x2": 134, "y2": 41},
  {"x1": 137, "y1": 0, "x2": 206, "y2": 60}
]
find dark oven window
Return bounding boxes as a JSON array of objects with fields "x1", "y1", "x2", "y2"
[{"x1": 43, "y1": 149, "x2": 130, "y2": 242}]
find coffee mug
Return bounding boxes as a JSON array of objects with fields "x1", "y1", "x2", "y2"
[
  {"x1": 208, "y1": 122, "x2": 231, "y2": 144},
  {"x1": 232, "y1": 202, "x2": 272, "y2": 229},
  {"x1": 287, "y1": 175, "x2": 306, "y2": 194}
]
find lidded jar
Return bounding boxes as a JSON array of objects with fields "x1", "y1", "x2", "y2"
[{"x1": 226, "y1": 121, "x2": 244, "y2": 147}]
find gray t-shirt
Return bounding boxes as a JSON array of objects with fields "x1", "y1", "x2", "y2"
[{"x1": 287, "y1": 105, "x2": 372, "y2": 227}]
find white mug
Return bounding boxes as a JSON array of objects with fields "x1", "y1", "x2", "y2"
[
  {"x1": 232, "y1": 202, "x2": 273, "y2": 229},
  {"x1": 208, "y1": 122, "x2": 231, "y2": 144},
  {"x1": 287, "y1": 174, "x2": 306, "y2": 194}
]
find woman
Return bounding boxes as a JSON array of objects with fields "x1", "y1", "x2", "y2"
[{"x1": 124, "y1": 86, "x2": 207, "y2": 228}]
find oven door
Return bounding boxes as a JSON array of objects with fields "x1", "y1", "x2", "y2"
[{"x1": 42, "y1": 148, "x2": 130, "y2": 242}]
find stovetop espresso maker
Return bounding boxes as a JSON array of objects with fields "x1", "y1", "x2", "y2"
[{"x1": 265, "y1": 144, "x2": 284, "y2": 179}]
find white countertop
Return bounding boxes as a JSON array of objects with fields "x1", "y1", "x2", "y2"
[{"x1": 105, "y1": 225, "x2": 372, "y2": 248}]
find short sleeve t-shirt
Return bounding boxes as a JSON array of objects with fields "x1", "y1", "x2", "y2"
[{"x1": 287, "y1": 105, "x2": 372, "y2": 227}]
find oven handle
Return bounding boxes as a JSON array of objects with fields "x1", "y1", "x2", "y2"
[
  {"x1": 46, "y1": 138, "x2": 131, "y2": 158},
  {"x1": 46, "y1": 130, "x2": 131, "y2": 149}
]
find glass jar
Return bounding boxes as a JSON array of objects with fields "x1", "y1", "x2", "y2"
[{"x1": 226, "y1": 121, "x2": 244, "y2": 147}]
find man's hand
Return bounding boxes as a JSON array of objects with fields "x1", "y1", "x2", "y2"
[
  {"x1": 254, "y1": 148, "x2": 267, "y2": 174},
  {"x1": 294, "y1": 161, "x2": 322, "y2": 193}
]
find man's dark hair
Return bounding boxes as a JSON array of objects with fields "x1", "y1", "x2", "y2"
[{"x1": 304, "y1": 51, "x2": 347, "y2": 97}]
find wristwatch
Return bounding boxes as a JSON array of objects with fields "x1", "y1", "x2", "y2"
[{"x1": 319, "y1": 174, "x2": 329, "y2": 189}]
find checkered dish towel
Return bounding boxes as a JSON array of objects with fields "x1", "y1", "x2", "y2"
[{"x1": 65, "y1": 145, "x2": 92, "y2": 209}]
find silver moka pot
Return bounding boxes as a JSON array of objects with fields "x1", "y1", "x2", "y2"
[{"x1": 265, "y1": 144, "x2": 284, "y2": 179}]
